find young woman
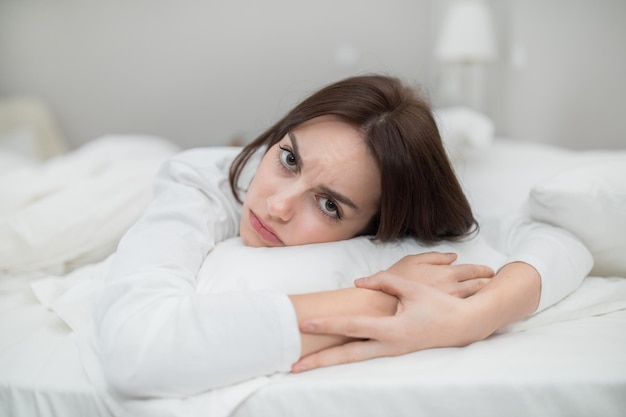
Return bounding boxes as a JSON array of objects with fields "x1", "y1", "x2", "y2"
[{"x1": 94, "y1": 75, "x2": 591, "y2": 398}]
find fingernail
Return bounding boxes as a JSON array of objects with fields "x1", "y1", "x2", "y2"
[
  {"x1": 292, "y1": 363, "x2": 307, "y2": 373},
  {"x1": 301, "y1": 322, "x2": 316, "y2": 332}
]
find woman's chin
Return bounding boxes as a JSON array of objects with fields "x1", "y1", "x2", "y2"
[
  {"x1": 239, "y1": 226, "x2": 266, "y2": 248},
  {"x1": 239, "y1": 230, "x2": 254, "y2": 247}
]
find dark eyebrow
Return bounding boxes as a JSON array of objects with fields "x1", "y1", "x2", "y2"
[
  {"x1": 288, "y1": 130, "x2": 359, "y2": 211},
  {"x1": 319, "y1": 185, "x2": 358, "y2": 211},
  {"x1": 287, "y1": 132, "x2": 301, "y2": 168}
]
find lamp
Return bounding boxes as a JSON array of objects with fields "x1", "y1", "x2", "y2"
[{"x1": 435, "y1": 0, "x2": 497, "y2": 110}]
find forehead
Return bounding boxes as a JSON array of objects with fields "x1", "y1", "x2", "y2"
[{"x1": 294, "y1": 116, "x2": 363, "y2": 152}]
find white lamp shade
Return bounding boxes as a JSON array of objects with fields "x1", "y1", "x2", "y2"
[{"x1": 436, "y1": 0, "x2": 497, "y2": 63}]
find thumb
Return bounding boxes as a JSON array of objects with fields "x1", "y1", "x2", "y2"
[{"x1": 405, "y1": 251, "x2": 458, "y2": 266}]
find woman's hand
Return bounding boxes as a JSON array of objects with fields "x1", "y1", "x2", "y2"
[
  {"x1": 292, "y1": 259, "x2": 538, "y2": 373},
  {"x1": 384, "y1": 252, "x2": 494, "y2": 298},
  {"x1": 289, "y1": 286, "x2": 398, "y2": 358},
  {"x1": 291, "y1": 271, "x2": 483, "y2": 372},
  {"x1": 288, "y1": 252, "x2": 488, "y2": 359}
]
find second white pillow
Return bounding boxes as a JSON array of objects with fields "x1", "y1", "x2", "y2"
[{"x1": 529, "y1": 160, "x2": 626, "y2": 277}]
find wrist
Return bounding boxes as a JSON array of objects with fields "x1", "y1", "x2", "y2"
[
  {"x1": 470, "y1": 261, "x2": 542, "y2": 336},
  {"x1": 362, "y1": 287, "x2": 398, "y2": 317},
  {"x1": 289, "y1": 287, "x2": 397, "y2": 358}
]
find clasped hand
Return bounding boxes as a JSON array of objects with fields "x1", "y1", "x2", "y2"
[{"x1": 292, "y1": 252, "x2": 494, "y2": 372}]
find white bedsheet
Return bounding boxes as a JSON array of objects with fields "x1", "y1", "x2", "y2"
[
  {"x1": 3, "y1": 263, "x2": 626, "y2": 417},
  {"x1": 235, "y1": 303, "x2": 626, "y2": 417},
  {"x1": 1, "y1": 137, "x2": 626, "y2": 417},
  {"x1": 0, "y1": 273, "x2": 112, "y2": 417}
]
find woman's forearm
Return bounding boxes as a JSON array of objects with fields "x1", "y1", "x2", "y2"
[
  {"x1": 468, "y1": 261, "x2": 541, "y2": 339},
  {"x1": 289, "y1": 288, "x2": 397, "y2": 358},
  {"x1": 290, "y1": 259, "x2": 541, "y2": 372}
]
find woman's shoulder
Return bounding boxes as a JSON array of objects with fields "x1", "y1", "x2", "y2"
[
  {"x1": 161, "y1": 146, "x2": 242, "y2": 177},
  {"x1": 152, "y1": 146, "x2": 243, "y2": 187},
  {"x1": 170, "y1": 146, "x2": 243, "y2": 167}
]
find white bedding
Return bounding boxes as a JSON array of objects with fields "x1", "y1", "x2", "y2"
[{"x1": 1, "y1": 135, "x2": 626, "y2": 417}]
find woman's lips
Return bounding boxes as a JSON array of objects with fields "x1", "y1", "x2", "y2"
[{"x1": 249, "y1": 210, "x2": 283, "y2": 245}]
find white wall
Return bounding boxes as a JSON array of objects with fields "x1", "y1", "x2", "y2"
[
  {"x1": 0, "y1": 0, "x2": 434, "y2": 148},
  {"x1": 486, "y1": 0, "x2": 626, "y2": 149},
  {"x1": 1, "y1": 0, "x2": 625, "y2": 150}
]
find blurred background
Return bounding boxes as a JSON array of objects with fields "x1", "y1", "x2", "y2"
[{"x1": 1, "y1": 0, "x2": 624, "y2": 151}]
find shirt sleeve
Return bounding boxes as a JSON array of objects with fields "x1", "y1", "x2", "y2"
[
  {"x1": 483, "y1": 215, "x2": 594, "y2": 313},
  {"x1": 92, "y1": 147, "x2": 301, "y2": 399}
]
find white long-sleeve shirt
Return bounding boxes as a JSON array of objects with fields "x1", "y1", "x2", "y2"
[
  {"x1": 94, "y1": 147, "x2": 300, "y2": 398},
  {"x1": 93, "y1": 146, "x2": 592, "y2": 399}
]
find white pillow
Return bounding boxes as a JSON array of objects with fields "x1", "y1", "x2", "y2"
[
  {"x1": 32, "y1": 233, "x2": 505, "y2": 333},
  {"x1": 529, "y1": 161, "x2": 626, "y2": 277},
  {"x1": 434, "y1": 107, "x2": 495, "y2": 152},
  {"x1": 196, "y1": 235, "x2": 505, "y2": 295}
]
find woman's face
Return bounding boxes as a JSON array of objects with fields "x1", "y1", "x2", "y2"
[{"x1": 240, "y1": 115, "x2": 381, "y2": 247}]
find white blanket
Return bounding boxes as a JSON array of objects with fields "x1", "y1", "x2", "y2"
[{"x1": 0, "y1": 135, "x2": 179, "y2": 276}]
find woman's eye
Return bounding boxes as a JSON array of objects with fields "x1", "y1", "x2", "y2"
[
  {"x1": 319, "y1": 197, "x2": 340, "y2": 218},
  {"x1": 279, "y1": 146, "x2": 297, "y2": 170}
]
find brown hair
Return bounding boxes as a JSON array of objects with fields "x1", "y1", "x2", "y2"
[{"x1": 229, "y1": 74, "x2": 477, "y2": 243}]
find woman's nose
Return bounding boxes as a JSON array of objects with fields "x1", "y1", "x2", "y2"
[{"x1": 267, "y1": 188, "x2": 296, "y2": 222}]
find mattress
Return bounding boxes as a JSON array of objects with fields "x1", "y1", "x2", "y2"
[
  {"x1": 0, "y1": 274, "x2": 113, "y2": 417},
  {"x1": 1, "y1": 135, "x2": 625, "y2": 417},
  {"x1": 235, "y1": 278, "x2": 626, "y2": 417}
]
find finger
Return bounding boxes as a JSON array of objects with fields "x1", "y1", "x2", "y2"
[
  {"x1": 401, "y1": 252, "x2": 457, "y2": 266},
  {"x1": 452, "y1": 264, "x2": 495, "y2": 281},
  {"x1": 292, "y1": 339, "x2": 385, "y2": 373},
  {"x1": 353, "y1": 272, "x2": 424, "y2": 299},
  {"x1": 300, "y1": 315, "x2": 390, "y2": 340},
  {"x1": 456, "y1": 277, "x2": 492, "y2": 298}
]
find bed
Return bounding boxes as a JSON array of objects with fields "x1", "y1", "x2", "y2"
[{"x1": 1, "y1": 107, "x2": 625, "y2": 417}]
